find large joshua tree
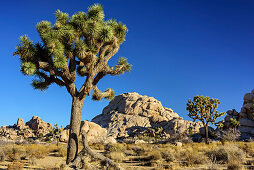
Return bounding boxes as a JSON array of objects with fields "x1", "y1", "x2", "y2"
[
  {"x1": 186, "y1": 95, "x2": 225, "y2": 144},
  {"x1": 14, "y1": 4, "x2": 131, "y2": 165}
]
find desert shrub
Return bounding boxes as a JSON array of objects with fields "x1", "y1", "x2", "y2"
[
  {"x1": 168, "y1": 163, "x2": 182, "y2": 170},
  {"x1": 0, "y1": 148, "x2": 5, "y2": 162},
  {"x1": 161, "y1": 151, "x2": 175, "y2": 162},
  {"x1": 90, "y1": 143, "x2": 105, "y2": 150},
  {"x1": 147, "y1": 150, "x2": 162, "y2": 161},
  {"x1": 56, "y1": 146, "x2": 67, "y2": 157},
  {"x1": 131, "y1": 145, "x2": 145, "y2": 156},
  {"x1": 107, "y1": 151, "x2": 125, "y2": 162},
  {"x1": 124, "y1": 149, "x2": 136, "y2": 156},
  {"x1": 105, "y1": 143, "x2": 127, "y2": 152},
  {"x1": 29, "y1": 156, "x2": 36, "y2": 165},
  {"x1": 25, "y1": 144, "x2": 48, "y2": 159},
  {"x1": 206, "y1": 143, "x2": 244, "y2": 164},
  {"x1": 207, "y1": 161, "x2": 221, "y2": 170},
  {"x1": 179, "y1": 148, "x2": 208, "y2": 166},
  {"x1": 206, "y1": 149, "x2": 228, "y2": 163},
  {"x1": 6, "y1": 147, "x2": 26, "y2": 161},
  {"x1": 227, "y1": 159, "x2": 243, "y2": 170},
  {"x1": 221, "y1": 129, "x2": 241, "y2": 142},
  {"x1": 237, "y1": 142, "x2": 254, "y2": 157},
  {"x1": 7, "y1": 161, "x2": 24, "y2": 170}
]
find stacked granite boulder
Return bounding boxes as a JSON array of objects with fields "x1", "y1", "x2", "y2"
[
  {"x1": 238, "y1": 89, "x2": 254, "y2": 139},
  {"x1": 224, "y1": 109, "x2": 240, "y2": 129}
]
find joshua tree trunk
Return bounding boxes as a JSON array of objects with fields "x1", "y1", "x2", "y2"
[
  {"x1": 67, "y1": 97, "x2": 84, "y2": 164},
  {"x1": 205, "y1": 124, "x2": 209, "y2": 144}
]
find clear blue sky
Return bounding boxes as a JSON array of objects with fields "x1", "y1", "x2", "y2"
[{"x1": 0, "y1": 0, "x2": 253, "y2": 127}]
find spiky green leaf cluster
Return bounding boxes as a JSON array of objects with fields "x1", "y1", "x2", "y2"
[
  {"x1": 115, "y1": 57, "x2": 132, "y2": 74},
  {"x1": 92, "y1": 88, "x2": 115, "y2": 101},
  {"x1": 105, "y1": 88, "x2": 115, "y2": 100},
  {"x1": 215, "y1": 120, "x2": 225, "y2": 129},
  {"x1": 15, "y1": 35, "x2": 35, "y2": 62},
  {"x1": 230, "y1": 118, "x2": 240, "y2": 128},
  {"x1": 31, "y1": 79, "x2": 49, "y2": 91},
  {"x1": 88, "y1": 4, "x2": 104, "y2": 21},
  {"x1": 20, "y1": 62, "x2": 36, "y2": 75},
  {"x1": 55, "y1": 10, "x2": 69, "y2": 25}
]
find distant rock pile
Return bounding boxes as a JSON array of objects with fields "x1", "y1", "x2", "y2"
[
  {"x1": 92, "y1": 92, "x2": 202, "y2": 139},
  {"x1": 0, "y1": 116, "x2": 53, "y2": 141},
  {"x1": 0, "y1": 116, "x2": 115, "y2": 144}
]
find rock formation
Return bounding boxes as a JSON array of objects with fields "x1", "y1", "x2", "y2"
[
  {"x1": 92, "y1": 92, "x2": 202, "y2": 139},
  {"x1": 224, "y1": 109, "x2": 240, "y2": 129},
  {"x1": 0, "y1": 116, "x2": 115, "y2": 144},
  {"x1": 224, "y1": 89, "x2": 254, "y2": 139},
  {"x1": 0, "y1": 116, "x2": 53, "y2": 141},
  {"x1": 26, "y1": 116, "x2": 53, "y2": 136},
  {"x1": 239, "y1": 89, "x2": 254, "y2": 139}
]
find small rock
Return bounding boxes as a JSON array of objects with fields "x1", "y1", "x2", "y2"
[
  {"x1": 134, "y1": 140, "x2": 147, "y2": 144},
  {"x1": 175, "y1": 142, "x2": 182, "y2": 147}
]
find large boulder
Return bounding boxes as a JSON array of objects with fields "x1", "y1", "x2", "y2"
[
  {"x1": 59, "y1": 129, "x2": 69, "y2": 142},
  {"x1": 164, "y1": 118, "x2": 203, "y2": 137},
  {"x1": 92, "y1": 92, "x2": 201, "y2": 139},
  {"x1": 80, "y1": 120, "x2": 108, "y2": 144},
  {"x1": 59, "y1": 120, "x2": 115, "y2": 144}
]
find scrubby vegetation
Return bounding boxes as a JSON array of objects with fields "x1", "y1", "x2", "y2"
[{"x1": 0, "y1": 140, "x2": 253, "y2": 169}]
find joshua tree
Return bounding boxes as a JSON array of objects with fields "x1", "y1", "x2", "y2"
[
  {"x1": 230, "y1": 118, "x2": 240, "y2": 132},
  {"x1": 14, "y1": 4, "x2": 131, "y2": 166},
  {"x1": 186, "y1": 95, "x2": 225, "y2": 144}
]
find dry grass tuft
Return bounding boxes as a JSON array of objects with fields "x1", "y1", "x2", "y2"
[
  {"x1": 107, "y1": 151, "x2": 126, "y2": 162},
  {"x1": 7, "y1": 161, "x2": 24, "y2": 170}
]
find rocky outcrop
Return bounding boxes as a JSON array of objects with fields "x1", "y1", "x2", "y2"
[
  {"x1": 26, "y1": 116, "x2": 53, "y2": 136},
  {"x1": 224, "y1": 109, "x2": 240, "y2": 129},
  {"x1": 239, "y1": 89, "x2": 254, "y2": 139},
  {"x1": 224, "y1": 89, "x2": 254, "y2": 139},
  {"x1": 92, "y1": 92, "x2": 202, "y2": 139},
  {"x1": 17, "y1": 118, "x2": 27, "y2": 130},
  {"x1": 0, "y1": 116, "x2": 53, "y2": 140},
  {"x1": 0, "y1": 116, "x2": 115, "y2": 144}
]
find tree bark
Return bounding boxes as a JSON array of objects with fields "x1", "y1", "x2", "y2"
[
  {"x1": 66, "y1": 97, "x2": 84, "y2": 164},
  {"x1": 205, "y1": 124, "x2": 209, "y2": 144}
]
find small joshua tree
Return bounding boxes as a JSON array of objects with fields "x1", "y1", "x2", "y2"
[
  {"x1": 14, "y1": 4, "x2": 131, "y2": 166},
  {"x1": 53, "y1": 124, "x2": 62, "y2": 146},
  {"x1": 186, "y1": 95, "x2": 225, "y2": 144},
  {"x1": 230, "y1": 118, "x2": 240, "y2": 132}
]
